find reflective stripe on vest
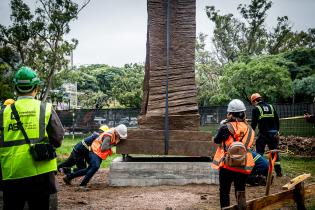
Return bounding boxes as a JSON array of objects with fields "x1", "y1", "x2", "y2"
[
  {"x1": 91, "y1": 129, "x2": 116, "y2": 160},
  {"x1": 254, "y1": 153, "x2": 261, "y2": 162},
  {"x1": 212, "y1": 122, "x2": 255, "y2": 174},
  {"x1": 0, "y1": 98, "x2": 56, "y2": 180},
  {"x1": 257, "y1": 104, "x2": 274, "y2": 120}
]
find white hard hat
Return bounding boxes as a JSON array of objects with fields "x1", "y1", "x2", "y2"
[
  {"x1": 227, "y1": 99, "x2": 246, "y2": 112},
  {"x1": 115, "y1": 124, "x2": 127, "y2": 139}
]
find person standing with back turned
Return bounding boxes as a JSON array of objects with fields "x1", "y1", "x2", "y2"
[
  {"x1": 0, "y1": 66, "x2": 64, "y2": 210},
  {"x1": 212, "y1": 99, "x2": 255, "y2": 209},
  {"x1": 250, "y1": 93, "x2": 282, "y2": 177}
]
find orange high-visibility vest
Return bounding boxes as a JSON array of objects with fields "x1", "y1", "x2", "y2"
[
  {"x1": 91, "y1": 128, "x2": 117, "y2": 160},
  {"x1": 212, "y1": 121, "x2": 255, "y2": 174}
]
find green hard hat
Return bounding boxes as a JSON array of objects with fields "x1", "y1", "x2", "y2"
[{"x1": 13, "y1": 66, "x2": 41, "y2": 93}]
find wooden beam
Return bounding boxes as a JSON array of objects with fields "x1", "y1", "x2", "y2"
[
  {"x1": 222, "y1": 184, "x2": 315, "y2": 210},
  {"x1": 282, "y1": 173, "x2": 311, "y2": 190}
]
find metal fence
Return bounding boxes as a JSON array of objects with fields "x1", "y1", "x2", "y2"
[{"x1": 56, "y1": 103, "x2": 315, "y2": 137}]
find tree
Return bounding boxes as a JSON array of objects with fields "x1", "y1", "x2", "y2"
[
  {"x1": 0, "y1": 46, "x2": 21, "y2": 102},
  {"x1": 112, "y1": 64, "x2": 144, "y2": 108},
  {"x1": 206, "y1": 0, "x2": 315, "y2": 65},
  {"x1": 219, "y1": 55, "x2": 292, "y2": 103},
  {"x1": 0, "y1": 0, "x2": 90, "y2": 101},
  {"x1": 195, "y1": 33, "x2": 223, "y2": 106},
  {"x1": 293, "y1": 74, "x2": 315, "y2": 103}
]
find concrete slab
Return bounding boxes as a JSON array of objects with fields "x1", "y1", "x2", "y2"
[{"x1": 109, "y1": 157, "x2": 219, "y2": 186}]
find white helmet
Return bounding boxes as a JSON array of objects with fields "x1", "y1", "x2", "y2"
[
  {"x1": 115, "y1": 124, "x2": 127, "y2": 139},
  {"x1": 227, "y1": 99, "x2": 246, "y2": 112}
]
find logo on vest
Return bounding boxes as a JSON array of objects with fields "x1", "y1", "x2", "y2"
[{"x1": 8, "y1": 123, "x2": 21, "y2": 131}]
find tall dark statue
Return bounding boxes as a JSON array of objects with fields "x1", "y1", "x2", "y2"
[{"x1": 117, "y1": 0, "x2": 213, "y2": 156}]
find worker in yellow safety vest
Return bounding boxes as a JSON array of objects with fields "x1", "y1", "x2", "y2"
[
  {"x1": 0, "y1": 66, "x2": 64, "y2": 210},
  {"x1": 63, "y1": 124, "x2": 127, "y2": 190},
  {"x1": 212, "y1": 99, "x2": 255, "y2": 208},
  {"x1": 250, "y1": 93, "x2": 282, "y2": 177}
]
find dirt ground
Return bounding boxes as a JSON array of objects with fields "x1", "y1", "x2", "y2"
[{"x1": 57, "y1": 169, "x2": 301, "y2": 210}]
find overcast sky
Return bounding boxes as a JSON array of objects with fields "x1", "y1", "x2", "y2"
[{"x1": 1, "y1": 0, "x2": 315, "y2": 67}]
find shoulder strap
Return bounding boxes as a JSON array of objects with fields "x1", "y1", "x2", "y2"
[{"x1": 11, "y1": 104, "x2": 31, "y2": 144}]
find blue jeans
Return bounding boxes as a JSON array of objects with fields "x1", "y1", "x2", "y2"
[{"x1": 68, "y1": 152, "x2": 102, "y2": 186}]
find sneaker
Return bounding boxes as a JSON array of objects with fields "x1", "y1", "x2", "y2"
[{"x1": 63, "y1": 176, "x2": 72, "y2": 185}]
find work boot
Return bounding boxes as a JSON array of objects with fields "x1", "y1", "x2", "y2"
[
  {"x1": 63, "y1": 175, "x2": 72, "y2": 185},
  {"x1": 257, "y1": 175, "x2": 266, "y2": 186},
  {"x1": 275, "y1": 165, "x2": 283, "y2": 177},
  {"x1": 236, "y1": 191, "x2": 246, "y2": 210},
  {"x1": 76, "y1": 185, "x2": 89, "y2": 192}
]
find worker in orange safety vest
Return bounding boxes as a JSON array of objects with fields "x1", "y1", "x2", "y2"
[
  {"x1": 212, "y1": 99, "x2": 255, "y2": 208},
  {"x1": 62, "y1": 124, "x2": 127, "y2": 190}
]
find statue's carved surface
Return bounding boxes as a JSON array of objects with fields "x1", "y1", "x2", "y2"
[{"x1": 117, "y1": 0, "x2": 214, "y2": 156}]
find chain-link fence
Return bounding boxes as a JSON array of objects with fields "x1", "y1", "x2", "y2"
[{"x1": 56, "y1": 103, "x2": 315, "y2": 137}]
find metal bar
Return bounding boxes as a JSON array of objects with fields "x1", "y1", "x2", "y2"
[{"x1": 164, "y1": 0, "x2": 171, "y2": 155}]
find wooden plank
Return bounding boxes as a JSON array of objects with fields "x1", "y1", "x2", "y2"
[
  {"x1": 282, "y1": 174, "x2": 311, "y2": 190},
  {"x1": 138, "y1": 114, "x2": 200, "y2": 130},
  {"x1": 126, "y1": 129, "x2": 212, "y2": 141},
  {"x1": 222, "y1": 184, "x2": 315, "y2": 210},
  {"x1": 116, "y1": 140, "x2": 214, "y2": 156}
]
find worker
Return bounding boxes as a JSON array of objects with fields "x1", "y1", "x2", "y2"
[
  {"x1": 0, "y1": 98, "x2": 15, "y2": 191},
  {"x1": 304, "y1": 111, "x2": 315, "y2": 124},
  {"x1": 2, "y1": 99, "x2": 15, "y2": 108},
  {"x1": 212, "y1": 99, "x2": 255, "y2": 208},
  {"x1": 63, "y1": 124, "x2": 127, "y2": 190},
  {"x1": 58, "y1": 125, "x2": 109, "y2": 174},
  {"x1": 246, "y1": 151, "x2": 269, "y2": 186},
  {"x1": 250, "y1": 93, "x2": 282, "y2": 177},
  {"x1": 0, "y1": 66, "x2": 64, "y2": 210}
]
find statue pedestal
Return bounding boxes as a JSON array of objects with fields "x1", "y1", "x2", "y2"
[
  {"x1": 109, "y1": 157, "x2": 219, "y2": 186},
  {"x1": 117, "y1": 129, "x2": 215, "y2": 156}
]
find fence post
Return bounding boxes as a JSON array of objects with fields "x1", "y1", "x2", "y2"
[
  {"x1": 72, "y1": 111, "x2": 75, "y2": 140},
  {"x1": 294, "y1": 182, "x2": 306, "y2": 210}
]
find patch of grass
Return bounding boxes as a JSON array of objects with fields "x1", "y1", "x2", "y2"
[{"x1": 281, "y1": 155, "x2": 315, "y2": 182}]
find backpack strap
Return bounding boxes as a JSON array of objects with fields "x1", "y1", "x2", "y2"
[{"x1": 11, "y1": 104, "x2": 31, "y2": 145}]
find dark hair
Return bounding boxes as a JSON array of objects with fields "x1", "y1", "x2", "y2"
[
  {"x1": 230, "y1": 112, "x2": 246, "y2": 121},
  {"x1": 15, "y1": 85, "x2": 37, "y2": 94}
]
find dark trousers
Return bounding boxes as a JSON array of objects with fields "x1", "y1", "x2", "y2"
[
  {"x1": 58, "y1": 149, "x2": 87, "y2": 172},
  {"x1": 3, "y1": 190, "x2": 50, "y2": 210},
  {"x1": 68, "y1": 152, "x2": 102, "y2": 186},
  {"x1": 256, "y1": 133, "x2": 282, "y2": 174},
  {"x1": 219, "y1": 168, "x2": 248, "y2": 208},
  {"x1": 2, "y1": 172, "x2": 56, "y2": 210}
]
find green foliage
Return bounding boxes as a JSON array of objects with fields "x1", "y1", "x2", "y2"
[
  {"x1": 0, "y1": 0, "x2": 90, "y2": 101},
  {"x1": 57, "y1": 64, "x2": 144, "y2": 109},
  {"x1": 0, "y1": 46, "x2": 20, "y2": 102},
  {"x1": 195, "y1": 33, "x2": 224, "y2": 106},
  {"x1": 282, "y1": 48, "x2": 315, "y2": 80},
  {"x1": 293, "y1": 74, "x2": 315, "y2": 102},
  {"x1": 112, "y1": 64, "x2": 144, "y2": 108},
  {"x1": 206, "y1": 0, "x2": 315, "y2": 65},
  {"x1": 219, "y1": 55, "x2": 292, "y2": 103}
]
